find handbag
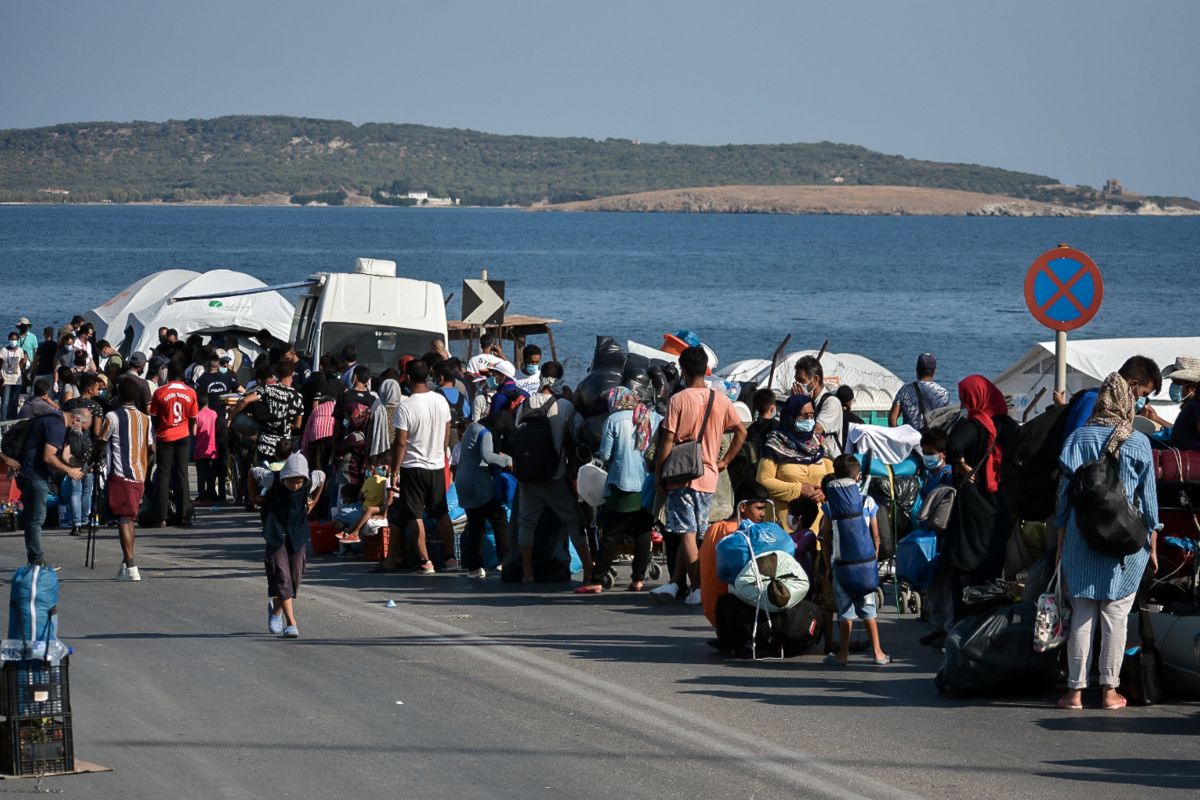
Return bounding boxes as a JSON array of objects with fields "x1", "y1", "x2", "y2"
[
  {"x1": 1119, "y1": 586, "x2": 1164, "y2": 706},
  {"x1": 1032, "y1": 559, "x2": 1070, "y2": 652},
  {"x1": 659, "y1": 389, "x2": 715, "y2": 485}
]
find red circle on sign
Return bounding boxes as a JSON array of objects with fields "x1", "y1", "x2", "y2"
[{"x1": 1023, "y1": 246, "x2": 1104, "y2": 332}]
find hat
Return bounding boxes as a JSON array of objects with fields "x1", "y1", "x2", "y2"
[
  {"x1": 733, "y1": 401, "x2": 753, "y2": 425},
  {"x1": 280, "y1": 453, "x2": 309, "y2": 480},
  {"x1": 219, "y1": 354, "x2": 233, "y2": 366},
  {"x1": 917, "y1": 353, "x2": 937, "y2": 375},
  {"x1": 1163, "y1": 355, "x2": 1200, "y2": 384},
  {"x1": 15, "y1": 317, "x2": 30, "y2": 326},
  {"x1": 491, "y1": 360, "x2": 516, "y2": 380},
  {"x1": 128, "y1": 351, "x2": 147, "y2": 368}
]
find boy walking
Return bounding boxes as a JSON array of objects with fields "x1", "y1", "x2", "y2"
[
  {"x1": 250, "y1": 453, "x2": 326, "y2": 638},
  {"x1": 101, "y1": 379, "x2": 155, "y2": 581}
]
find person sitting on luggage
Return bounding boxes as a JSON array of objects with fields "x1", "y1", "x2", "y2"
[
  {"x1": 821, "y1": 455, "x2": 890, "y2": 667},
  {"x1": 576, "y1": 386, "x2": 662, "y2": 595},
  {"x1": 786, "y1": 495, "x2": 820, "y2": 583},
  {"x1": 250, "y1": 453, "x2": 326, "y2": 639},
  {"x1": 334, "y1": 465, "x2": 389, "y2": 543},
  {"x1": 699, "y1": 483, "x2": 769, "y2": 627},
  {"x1": 917, "y1": 426, "x2": 955, "y2": 647}
]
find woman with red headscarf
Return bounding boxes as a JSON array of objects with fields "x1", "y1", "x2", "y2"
[{"x1": 942, "y1": 374, "x2": 1019, "y2": 623}]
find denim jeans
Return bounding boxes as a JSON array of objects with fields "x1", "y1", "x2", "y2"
[
  {"x1": 1, "y1": 384, "x2": 21, "y2": 421},
  {"x1": 16, "y1": 474, "x2": 49, "y2": 564},
  {"x1": 62, "y1": 473, "x2": 94, "y2": 528}
]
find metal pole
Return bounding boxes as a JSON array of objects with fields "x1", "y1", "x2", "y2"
[{"x1": 1055, "y1": 330, "x2": 1068, "y2": 396}]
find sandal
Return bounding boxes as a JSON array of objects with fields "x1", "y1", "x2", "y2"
[
  {"x1": 574, "y1": 584, "x2": 603, "y2": 595},
  {"x1": 1056, "y1": 697, "x2": 1084, "y2": 710},
  {"x1": 1103, "y1": 694, "x2": 1128, "y2": 711}
]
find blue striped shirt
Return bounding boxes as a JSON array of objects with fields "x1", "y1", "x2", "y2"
[{"x1": 1055, "y1": 425, "x2": 1160, "y2": 601}]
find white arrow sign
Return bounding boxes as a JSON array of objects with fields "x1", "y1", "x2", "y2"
[{"x1": 461, "y1": 279, "x2": 506, "y2": 326}]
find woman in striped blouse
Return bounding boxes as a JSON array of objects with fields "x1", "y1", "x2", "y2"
[{"x1": 1054, "y1": 368, "x2": 1161, "y2": 711}]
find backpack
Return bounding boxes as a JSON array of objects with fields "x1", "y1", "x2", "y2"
[
  {"x1": 511, "y1": 398, "x2": 563, "y2": 483},
  {"x1": 0, "y1": 417, "x2": 34, "y2": 461},
  {"x1": 7, "y1": 564, "x2": 59, "y2": 653},
  {"x1": 1002, "y1": 402, "x2": 1071, "y2": 521},
  {"x1": 1067, "y1": 451, "x2": 1148, "y2": 559},
  {"x1": 437, "y1": 387, "x2": 468, "y2": 432},
  {"x1": 826, "y1": 477, "x2": 879, "y2": 597}
]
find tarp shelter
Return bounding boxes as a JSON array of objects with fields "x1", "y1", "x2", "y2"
[
  {"x1": 993, "y1": 337, "x2": 1200, "y2": 423},
  {"x1": 85, "y1": 269, "x2": 200, "y2": 348},
  {"x1": 126, "y1": 270, "x2": 295, "y2": 357},
  {"x1": 718, "y1": 350, "x2": 903, "y2": 412}
]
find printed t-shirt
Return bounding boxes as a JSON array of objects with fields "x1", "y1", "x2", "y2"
[
  {"x1": 392, "y1": 391, "x2": 451, "y2": 470},
  {"x1": 663, "y1": 387, "x2": 741, "y2": 494},
  {"x1": 103, "y1": 406, "x2": 154, "y2": 482},
  {"x1": 151, "y1": 381, "x2": 198, "y2": 442}
]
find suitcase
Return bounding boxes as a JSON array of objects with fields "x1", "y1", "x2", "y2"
[{"x1": 1153, "y1": 447, "x2": 1200, "y2": 484}]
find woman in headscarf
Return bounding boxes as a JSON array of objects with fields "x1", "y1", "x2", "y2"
[
  {"x1": 301, "y1": 373, "x2": 337, "y2": 479},
  {"x1": 1054, "y1": 371, "x2": 1160, "y2": 711},
  {"x1": 756, "y1": 394, "x2": 830, "y2": 524},
  {"x1": 576, "y1": 386, "x2": 663, "y2": 594},
  {"x1": 942, "y1": 374, "x2": 1019, "y2": 623},
  {"x1": 368, "y1": 378, "x2": 404, "y2": 464}
]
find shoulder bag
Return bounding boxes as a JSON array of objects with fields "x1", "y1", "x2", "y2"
[{"x1": 660, "y1": 389, "x2": 714, "y2": 485}]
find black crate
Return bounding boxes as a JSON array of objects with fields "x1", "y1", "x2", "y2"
[
  {"x1": 1, "y1": 714, "x2": 74, "y2": 776},
  {"x1": 0, "y1": 658, "x2": 70, "y2": 719}
]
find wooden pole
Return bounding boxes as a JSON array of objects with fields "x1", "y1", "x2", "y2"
[{"x1": 545, "y1": 325, "x2": 559, "y2": 363}]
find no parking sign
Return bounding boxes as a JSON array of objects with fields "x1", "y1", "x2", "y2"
[{"x1": 1024, "y1": 245, "x2": 1103, "y2": 395}]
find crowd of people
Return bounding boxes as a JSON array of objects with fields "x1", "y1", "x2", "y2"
[{"x1": 3, "y1": 313, "x2": 1198, "y2": 707}]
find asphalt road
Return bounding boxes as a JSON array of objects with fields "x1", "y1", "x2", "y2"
[{"x1": 2, "y1": 507, "x2": 1196, "y2": 799}]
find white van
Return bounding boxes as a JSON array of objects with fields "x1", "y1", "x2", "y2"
[{"x1": 292, "y1": 258, "x2": 448, "y2": 375}]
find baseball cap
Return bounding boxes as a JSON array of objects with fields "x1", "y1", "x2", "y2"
[
  {"x1": 917, "y1": 353, "x2": 937, "y2": 375},
  {"x1": 128, "y1": 351, "x2": 148, "y2": 368},
  {"x1": 15, "y1": 317, "x2": 30, "y2": 326},
  {"x1": 219, "y1": 354, "x2": 233, "y2": 366}
]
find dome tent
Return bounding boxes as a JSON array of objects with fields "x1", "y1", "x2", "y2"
[
  {"x1": 718, "y1": 350, "x2": 904, "y2": 413},
  {"x1": 85, "y1": 269, "x2": 200, "y2": 348},
  {"x1": 126, "y1": 270, "x2": 295, "y2": 357}
]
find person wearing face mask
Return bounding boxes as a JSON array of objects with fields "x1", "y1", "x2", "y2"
[
  {"x1": 792, "y1": 356, "x2": 843, "y2": 458},
  {"x1": 1057, "y1": 355, "x2": 1162, "y2": 436},
  {"x1": 515, "y1": 344, "x2": 543, "y2": 394},
  {"x1": 756, "y1": 394, "x2": 830, "y2": 525},
  {"x1": 1, "y1": 331, "x2": 29, "y2": 420},
  {"x1": 14, "y1": 318, "x2": 38, "y2": 368},
  {"x1": 1163, "y1": 356, "x2": 1200, "y2": 451},
  {"x1": 915, "y1": 426, "x2": 955, "y2": 647}
]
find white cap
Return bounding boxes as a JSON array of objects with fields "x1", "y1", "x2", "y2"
[{"x1": 492, "y1": 360, "x2": 516, "y2": 379}]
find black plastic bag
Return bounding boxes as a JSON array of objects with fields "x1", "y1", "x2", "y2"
[
  {"x1": 574, "y1": 367, "x2": 622, "y2": 418},
  {"x1": 591, "y1": 336, "x2": 626, "y2": 371},
  {"x1": 576, "y1": 414, "x2": 607, "y2": 455},
  {"x1": 935, "y1": 603, "x2": 1059, "y2": 697}
]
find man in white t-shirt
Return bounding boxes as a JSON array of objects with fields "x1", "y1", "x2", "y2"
[{"x1": 389, "y1": 359, "x2": 455, "y2": 574}]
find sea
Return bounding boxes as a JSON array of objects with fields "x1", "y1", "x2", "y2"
[{"x1": 1, "y1": 205, "x2": 1196, "y2": 389}]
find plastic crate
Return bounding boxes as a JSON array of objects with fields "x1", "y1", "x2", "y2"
[
  {"x1": 1, "y1": 714, "x2": 74, "y2": 776},
  {"x1": 309, "y1": 522, "x2": 338, "y2": 555},
  {"x1": 362, "y1": 527, "x2": 390, "y2": 562},
  {"x1": 0, "y1": 658, "x2": 70, "y2": 719}
]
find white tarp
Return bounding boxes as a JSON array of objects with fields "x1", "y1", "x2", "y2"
[
  {"x1": 718, "y1": 350, "x2": 903, "y2": 412},
  {"x1": 85, "y1": 269, "x2": 200, "y2": 346},
  {"x1": 126, "y1": 270, "x2": 295, "y2": 356},
  {"x1": 993, "y1": 337, "x2": 1200, "y2": 422}
]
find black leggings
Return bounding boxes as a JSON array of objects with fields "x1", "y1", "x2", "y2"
[
  {"x1": 589, "y1": 508, "x2": 652, "y2": 586},
  {"x1": 463, "y1": 499, "x2": 509, "y2": 571}
]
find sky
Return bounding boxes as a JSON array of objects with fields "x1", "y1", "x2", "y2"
[{"x1": 2, "y1": 0, "x2": 1198, "y2": 196}]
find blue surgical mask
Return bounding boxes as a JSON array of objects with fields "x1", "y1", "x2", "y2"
[
  {"x1": 1135, "y1": 396, "x2": 1147, "y2": 412},
  {"x1": 523, "y1": 363, "x2": 538, "y2": 376},
  {"x1": 1170, "y1": 383, "x2": 1184, "y2": 403},
  {"x1": 219, "y1": 367, "x2": 229, "y2": 375},
  {"x1": 486, "y1": 376, "x2": 500, "y2": 390},
  {"x1": 794, "y1": 419, "x2": 816, "y2": 434},
  {"x1": 922, "y1": 454, "x2": 943, "y2": 470}
]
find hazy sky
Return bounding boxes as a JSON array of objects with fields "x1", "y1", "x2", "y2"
[{"x1": 3, "y1": 1, "x2": 1198, "y2": 196}]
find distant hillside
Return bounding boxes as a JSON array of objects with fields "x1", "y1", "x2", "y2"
[{"x1": 0, "y1": 115, "x2": 1070, "y2": 206}]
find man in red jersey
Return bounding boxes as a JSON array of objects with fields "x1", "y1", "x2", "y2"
[{"x1": 150, "y1": 361, "x2": 198, "y2": 527}]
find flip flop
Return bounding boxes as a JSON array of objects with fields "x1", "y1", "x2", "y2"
[
  {"x1": 574, "y1": 584, "x2": 603, "y2": 595},
  {"x1": 1103, "y1": 695, "x2": 1128, "y2": 711},
  {"x1": 872, "y1": 655, "x2": 892, "y2": 666},
  {"x1": 1056, "y1": 697, "x2": 1083, "y2": 710}
]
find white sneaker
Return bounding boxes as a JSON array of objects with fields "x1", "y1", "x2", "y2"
[
  {"x1": 116, "y1": 564, "x2": 127, "y2": 581},
  {"x1": 117, "y1": 565, "x2": 141, "y2": 582},
  {"x1": 649, "y1": 582, "x2": 679, "y2": 603},
  {"x1": 684, "y1": 589, "x2": 702, "y2": 606},
  {"x1": 467, "y1": 568, "x2": 486, "y2": 579}
]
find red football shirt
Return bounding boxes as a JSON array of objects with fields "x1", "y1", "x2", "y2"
[{"x1": 151, "y1": 381, "x2": 199, "y2": 443}]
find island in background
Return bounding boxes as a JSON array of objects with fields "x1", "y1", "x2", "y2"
[{"x1": 2, "y1": 116, "x2": 1195, "y2": 216}]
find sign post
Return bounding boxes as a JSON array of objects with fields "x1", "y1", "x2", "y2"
[
  {"x1": 462, "y1": 271, "x2": 506, "y2": 327},
  {"x1": 1023, "y1": 244, "x2": 1104, "y2": 397}
]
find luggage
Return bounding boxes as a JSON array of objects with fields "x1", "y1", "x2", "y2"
[
  {"x1": 731, "y1": 549, "x2": 809, "y2": 613},
  {"x1": 1068, "y1": 453, "x2": 1148, "y2": 559},
  {"x1": 714, "y1": 522, "x2": 795, "y2": 583},
  {"x1": 827, "y1": 477, "x2": 879, "y2": 598},
  {"x1": 1002, "y1": 403, "x2": 1070, "y2": 521},
  {"x1": 867, "y1": 470, "x2": 920, "y2": 558},
  {"x1": 712, "y1": 593, "x2": 821, "y2": 657},
  {"x1": 1154, "y1": 446, "x2": 1200, "y2": 484},
  {"x1": 574, "y1": 368, "x2": 622, "y2": 418},
  {"x1": 1119, "y1": 581, "x2": 1165, "y2": 705},
  {"x1": 591, "y1": 336, "x2": 626, "y2": 371},
  {"x1": 935, "y1": 602, "x2": 1059, "y2": 697},
  {"x1": 511, "y1": 401, "x2": 563, "y2": 483},
  {"x1": 854, "y1": 452, "x2": 919, "y2": 478},
  {"x1": 896, "y1": 529, "x2": 938, "y2": 591},
  {"x1": 7, "y1": 564, "x2": 59, "y2": 649},
  {"x1": 309, "y1": 522, "x2": 338, "y2": 555}
]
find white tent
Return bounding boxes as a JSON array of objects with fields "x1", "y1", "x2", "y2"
[
  {"x1": 126, "y1": 270, "x2": 295, "y2": 356},
  {"x1": 85, "y1": 269, "x2": 200, "y2": 347},
  {"x1": 993, "y1": 337, "x2": 1200, "y2": 423},
  {"x1": 718, "y1": 350, "x2": 903, "y2": 412}
]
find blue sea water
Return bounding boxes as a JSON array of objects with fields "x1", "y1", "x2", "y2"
[{"x1": 0, "y1": 205, "x2": 1196, "y2": 387}]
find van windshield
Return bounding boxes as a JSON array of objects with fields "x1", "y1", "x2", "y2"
[{"x1": 320, "y1": 323, "x2": 436, "y2": 374}]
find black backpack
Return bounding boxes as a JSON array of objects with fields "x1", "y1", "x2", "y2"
[
  {"x1": 437, "y1": 388, "x2": 468, "y2": 432},
  {"x1": 511, "y1": 399, "x2": 563, "y2": 483},
  {"x1": 1002, "y1": 401, "x2": 1072, "y2": 521},
  {"x1": 1067, "y1": 451, "x2": 1147, "y2": 559},
  {"x1": 0, "y1": 418, "x2": 34, "y2": 461}
]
